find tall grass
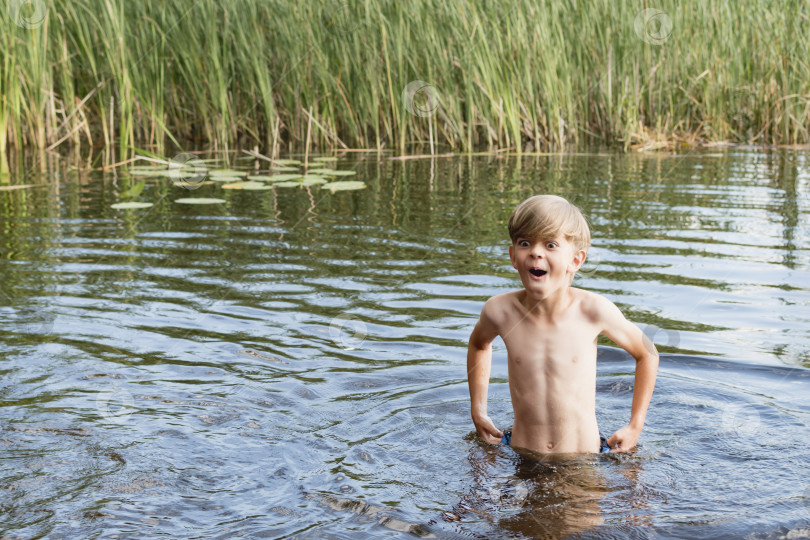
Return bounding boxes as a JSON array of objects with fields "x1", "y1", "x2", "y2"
[{"x1": 1, "y1": 0, "x2": 810, "y2": 171}]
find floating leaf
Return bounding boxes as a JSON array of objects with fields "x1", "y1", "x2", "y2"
[
  {"x1": 304, "y1": 168, "x2": 330, "y2": 175},
  {"x1": 173, "y1": 180, "x2": 214, "y2": 187},
  {"x1": 270, "y1": 166, "x2": 299, "y2": 172},
  {"x1": 222, "y1": 181, "x2": 271, "y2": 190},
  {"x1": 322, "y1": 181, "x2": 366, "y2": 192},
  {"x1": 301, "y1": 176, "x2": 327, "y2": 185},
  {"x1": 111, "y1": 201, "x2": 154, "y2": 209},
  {"x1": 309, "y1": 169, "x2": 356, "y2": 177},
  {"x1": 208, "y1": 169, "x2": 247, "y2": 177},
  {"x1": 129, "y1": 167, "x2": 163, "y2": 176},
  {"x1": 313, "y1": 156, "x2": 338, "y2": 162},
  {"x1": 241, "y1": 182, "x2": 274, "y2": 190},
  {"x1": 175, "y1": 198, "x2": 227, "y2": 204},
  {"x1": 273, "y1": 181, "x2": 303, "y2": 188},
  {"x1": 263, "y1": 174, "x2": 303, "y2": 182},
  {"x1": 272, "y1": 159, "x2": 303, "y2": 166},
  {"x1": 208, "y1": 175, "x2": 244, "y2": 182}
]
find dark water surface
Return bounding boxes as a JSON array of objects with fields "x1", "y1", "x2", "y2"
[{"x1": 1, "y1": 149, "x2": 810, "y2": 538}]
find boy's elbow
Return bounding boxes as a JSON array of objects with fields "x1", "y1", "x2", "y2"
[{"x1": 468, "y1": 338, "x2": 492, "y2": 353}]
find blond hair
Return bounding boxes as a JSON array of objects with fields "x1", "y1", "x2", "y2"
[{"x1": 507, "y1": 195, "x2": 591, "y2": 253}]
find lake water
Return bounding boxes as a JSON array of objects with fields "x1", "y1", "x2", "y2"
[{"x1": 1, "y1": 149, "x2": 809, "y2": 539}]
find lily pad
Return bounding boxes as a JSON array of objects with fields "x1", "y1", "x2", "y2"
[
  {"x1": 309, "y1": 169, "x2": 356, "y2": 177},
  {"x1": 270, "y1": 166, "x2": 300, "y2": 172},
  {"x1": 241, "y1": 182, "x2": 275, "y2": 190},
  {"x1": 175, "y1": 198, "x2": 227, "y2": 204},
  {"x1": 208, "y1": 169, "x2": 247, "y2": 177},
  {"x1": 302, "y1": 176, "x2": 327, "y2": 186},
  {"x1": 222, "y1": 181, "x2": 272, "y2": 190},
  {"x1": 208, "y1": 175, "x2": 245, "y2": 182},
  {"x1": 173, "y1": 180, "x2": 214, "y2": 187},
  {"x1": 111, "y1": 201, "x2": 154, "y2": 209},
  {"x1": 313, "y1": 156, "x2": 338, "y2": 162},
  {"x1": 304, "y1": 168, "x2": 330, "y2": 175},
  {"x1": 272, "y1": 159, "x2": 303, "y2": 166},
  {"x1": 273, "y1": 181, "x2": 303, "y2": 188},
  {"x1": 129, "y1": 167, "x2": 164, "y2": 176},
  {"x1": 154, "y1": 169, "x2": 198, "y2": 179},
  {"x1": 264, "y1": 174, "x2": 303, "y2": 182},
  {"x1": 322, "y1": 181, "x2": 366, "y2": 192}
]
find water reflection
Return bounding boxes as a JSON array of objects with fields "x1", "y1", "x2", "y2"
[
  {"x1": 1, "y1": 149, "x2": 810, "y2": 538},
  {"x1": 458, "y1": 442, "x2": 652, "y2": 538}
]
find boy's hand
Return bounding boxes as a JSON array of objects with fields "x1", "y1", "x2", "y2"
[
  {"x1": 472, "y1": 414, "x2": 503, "y2": 445},
  {"x1": 607, "y1": 424, "x2": 641, "y2": 452}
]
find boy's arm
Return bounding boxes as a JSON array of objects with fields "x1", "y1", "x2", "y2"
[
  {"x1": 467, "y1": 300, "x2": 503, "y2": 444},
  {"x1": 596, "y1": 296, "x2": 659, "y2": 453}
]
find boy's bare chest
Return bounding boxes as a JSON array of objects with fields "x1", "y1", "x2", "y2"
[{"x1": 499, "y1": 311, "x2": 599, "y2": 368}]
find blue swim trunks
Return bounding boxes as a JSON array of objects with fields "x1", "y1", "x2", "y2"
[{"x1": 500, "y1": 430, "x2": 612, "y2": 453}]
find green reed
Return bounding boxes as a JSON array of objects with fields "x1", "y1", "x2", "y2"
[{"x1": 1, "y1": 0, "x2": 809, "y2": 170}]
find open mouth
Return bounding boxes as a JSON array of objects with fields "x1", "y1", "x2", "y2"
[{"x1": 529, "y1": 268, "x2": 547, "y2": 277}]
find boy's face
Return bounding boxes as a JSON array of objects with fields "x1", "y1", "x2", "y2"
[{"x1": 508, "y1": 233, "x2": 586, "y2": 297}]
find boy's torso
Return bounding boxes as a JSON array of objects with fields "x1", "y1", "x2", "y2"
[{"x1": 491, "y1": 287, "x2": 602, "y2": 454}]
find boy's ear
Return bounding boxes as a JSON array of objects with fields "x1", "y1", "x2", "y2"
[{"x1": 568, "y1": 249, "x2": 587, "y2": 273}]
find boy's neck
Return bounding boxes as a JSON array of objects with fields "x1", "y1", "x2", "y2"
[{"x1": 519, "y1": 285, "x2": 575, "y2": 320}]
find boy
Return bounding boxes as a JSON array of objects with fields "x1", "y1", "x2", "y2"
[{"x1": 467, "y1": 195, "x2": 658, "y2": 454}]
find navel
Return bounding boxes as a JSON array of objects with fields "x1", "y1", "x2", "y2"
[{"x1": 546, "y1": 442, "x2": 554, "y2": 450}]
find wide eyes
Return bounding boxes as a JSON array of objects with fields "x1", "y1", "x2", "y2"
[{"x1": 518, "y1": 240, "x2": 558, "y2": 249}]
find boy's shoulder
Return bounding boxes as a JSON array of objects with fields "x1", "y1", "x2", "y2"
[{"x1": 569, "y1": 287, "x2": 621, "y2": 323}]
